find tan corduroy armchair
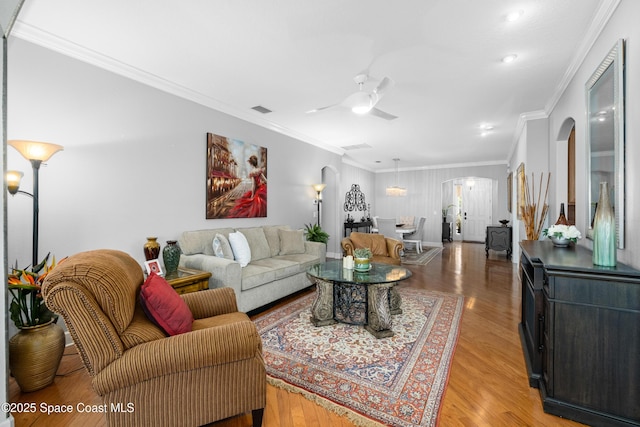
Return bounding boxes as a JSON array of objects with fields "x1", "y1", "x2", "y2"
[
  {"x1": 341, "y1": 232, "x2": 403, "y2": 265},
  {"x1": 42, "y1": 249, "x2": 266, "y2": 427}
]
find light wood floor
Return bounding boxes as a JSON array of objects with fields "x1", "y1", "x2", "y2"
[{"x1": 9, "y1": 242, "x2": 586, "y2": 426}]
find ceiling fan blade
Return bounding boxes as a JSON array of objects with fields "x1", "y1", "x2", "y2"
[
  {"x1": 306, "y1": 103, "x2": 340, "y2": 114},
  {"x1": 369, "y1": 107, "x2": 398, "y2": 120},
  {"x1": 373, "y1": 77, "x2": 394, "y2": 97}
]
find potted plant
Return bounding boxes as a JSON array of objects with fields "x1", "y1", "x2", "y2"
[
  {"x1": 353, "y1": 247, "x2": 372, "y2": 272},
  {"x1": 8, "y1": 253, "x2": 66, "y2": 392},
  {"x1": 304, "y1": 223, "x2": 329, "y2": 244}
]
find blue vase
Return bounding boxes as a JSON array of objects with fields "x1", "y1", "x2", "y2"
[{"x1": 592, "y1": 182, "x2": 616, "y2": 267}]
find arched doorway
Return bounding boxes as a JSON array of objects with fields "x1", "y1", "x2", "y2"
[{"x1": 556, "y1": 118, "x2": 576, "y2": 224}]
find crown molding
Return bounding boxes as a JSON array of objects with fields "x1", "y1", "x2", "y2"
[
  {"x1": 10, "y1": 21, "x2": 345, "y2": 156},
  {"x1": 544, "y1": 0, "x2": 621, "y2": 115},
  {"x1": 507, "y1": 0, "x2": 620, "y2": 165}
]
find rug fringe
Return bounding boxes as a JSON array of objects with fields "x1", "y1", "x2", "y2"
[{"x1": 267, "y1": 376, "x2": 386, "y2": 427}]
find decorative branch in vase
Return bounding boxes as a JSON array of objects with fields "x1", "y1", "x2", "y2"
[{"x1": 521, "y1": 172, "x2": 550, "y2": 240}]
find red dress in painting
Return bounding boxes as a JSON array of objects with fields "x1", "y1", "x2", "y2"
[{"x1": 228, "y1": 168, "x2": 267, "y2": 218}]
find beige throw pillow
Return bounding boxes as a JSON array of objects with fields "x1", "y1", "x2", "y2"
[{"x1": 278, "y1": 229, "x2": 306, "y2": 255}]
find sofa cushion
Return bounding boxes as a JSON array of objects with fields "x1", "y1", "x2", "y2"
[
  {"x1": 180, "y1": 228, "x2": 235, "y2": 256},
  {"x1": 140, "y1": 273, "x2": 194, "y2": 336},
  {"x1": 349, "y1": 232, "x2": 389, "y2": 256},
  {"x1": 241, "y1": 265, "x2": 277, "y2": 291},
  {"x1": 212, "y1": 233, "x2": 234, "y2": 260},
  {"x1": 279, "y1": 229, "x2": 306, "y2": 255},
  {"x1": 251, "y1": 258, "x2": 301, "y2": 280},
  {"x1": 228, "y1": 231, "x2": 251, "y2": 267},
  {"x1": 263, "y1": 225, "x2": 290, "y2": 257},
  {"x1": 237, "y1": 227, "x2": 271, "y2": 261},
  {"x1": 275, "y1": 253, "x2": 322, "y2": 271}
]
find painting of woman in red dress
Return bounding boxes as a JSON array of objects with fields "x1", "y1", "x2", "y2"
[
  {"x1": 206, "y1": 133, "x2": 268, "y2": 219},
  {"x1": 228, "y1": 155, "x2": 267, "y2": 218}
]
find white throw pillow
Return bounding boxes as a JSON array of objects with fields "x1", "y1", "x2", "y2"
[
  {"x1": 228, "y1": 231, "x2": 251, "y2": 267},
  {"x1": 212, "y1": 234, "x2": 234, "y2": 260}
]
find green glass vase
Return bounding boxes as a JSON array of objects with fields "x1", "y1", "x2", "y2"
[
  {"x1": 162, "y1": 240, "x2": 182, "y2": 274},
  {"x1": 592, "y1": 182, "x2": 616, "y2": 267}
]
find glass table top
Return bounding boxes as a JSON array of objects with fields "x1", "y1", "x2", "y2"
[{"x1": 307, "y1": 259, "x2": 412, "y2": 284}]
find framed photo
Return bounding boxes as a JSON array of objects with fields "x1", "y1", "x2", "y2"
[
  {"x1": 144, "y1": 259, "x2": 163, "y2": 276},
  {"x1": 507, "y1": 172, "x2": 513, "y2": 213},
  {"x1": 517, "y1": 163, "x2": 525, "y2": 220}
]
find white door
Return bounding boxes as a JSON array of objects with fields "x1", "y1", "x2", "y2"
[{"x1": 462, "y1": 179, "x2": 493, "y2": 242}]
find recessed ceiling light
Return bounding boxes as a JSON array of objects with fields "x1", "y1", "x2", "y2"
[
  {"x1": 480, "y1": 124, "x2": 494, "y2": 130},
  {"x1": 506, "y1": 10, "x2": 524, "y2": 22},
  {"x1": 502, "y1": 54, "x2": 518, "y2": 63}
]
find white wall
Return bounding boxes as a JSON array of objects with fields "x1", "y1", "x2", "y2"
[
  {"x1": 6, "y1": 38, "x2": 342, "y2": 269},
  {"x1": 374, "y1": 163, "x2": 509, "y2": 245},
  {"x1": 547, "y1": 0, "x2": 639, "y2": 268}
]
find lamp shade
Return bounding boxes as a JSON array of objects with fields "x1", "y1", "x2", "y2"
[
  {"x1": 6, "y1": 170, "x2": 24, "y2": 195},
  {"x1": 9, "y1": 140, "x2": 64, "y2": 162},
  {"x1": 312, "y1": 183, "x2": 326, "y2": 194}
]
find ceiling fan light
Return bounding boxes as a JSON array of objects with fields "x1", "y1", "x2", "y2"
[{"x1": 350, "y1": 92, "x2": 373, "y2": 114}]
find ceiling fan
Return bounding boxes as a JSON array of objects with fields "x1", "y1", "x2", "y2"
[{"x1": 307, "y1": 74, "x2": 398, "y2": 120}]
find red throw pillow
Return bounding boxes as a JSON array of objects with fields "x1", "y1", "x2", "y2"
[{"x1": 140, "y1": 272, "x2": 194, "y2": 335}]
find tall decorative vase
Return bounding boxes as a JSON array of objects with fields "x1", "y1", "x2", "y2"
[
  {"x1": 592, "y1": 182, "x2": 616, "y2": 267},
  {"x1": 143, "y1": 237, "x2": 161, "y2": 261},
  {"x1": 162, "y1": 240, "x2": 181, "y2": 275},
  {"x1": 9, "y1": 320, "x2": 65, "y2": 392},
  {"x1": 555, "y1": 203, "x2": 569, "y2": 225}
]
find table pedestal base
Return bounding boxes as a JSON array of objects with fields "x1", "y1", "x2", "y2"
[
  {"x1": 308, "y1": 276, "x2": 400, "y2": 338},
  {"x1": 309, "y1": 277, "x2": 336, "y2": 326}
]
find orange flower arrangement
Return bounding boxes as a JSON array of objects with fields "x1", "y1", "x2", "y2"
[{"x1": 8, "y1": 253, "x2": 65, "y2": 328}]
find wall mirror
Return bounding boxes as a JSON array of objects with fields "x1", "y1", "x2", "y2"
[{"x1": 586, "y1": 39, "x2": 625, "y2": 248}]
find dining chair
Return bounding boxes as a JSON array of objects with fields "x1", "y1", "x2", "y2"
[
  {"x1": 376, "y1": 218, "x2": 400, "y2": 240},
  {"x1": 403, "y1": 216, "x2": 425, "y2": 253}
]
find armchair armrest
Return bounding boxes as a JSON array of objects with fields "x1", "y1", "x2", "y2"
[
  {"x1": 341, "y1": 238, "x2": 355, "y2": 256},
  {"x1": 181, "y1": 287, "x2": 238, "y2": 319},
  {"x1": 386, "y1": 238, "x2": 403, "y2": 260},
  {"x1": 93, "y1": 320, "x2": 261, "y2": 394}
]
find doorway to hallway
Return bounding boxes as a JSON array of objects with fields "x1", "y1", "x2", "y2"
[{"x1": 442, "y1": 177, "x2": 493, "y2": 242}]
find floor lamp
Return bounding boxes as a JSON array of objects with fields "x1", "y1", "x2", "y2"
[
  {"x1": 7, "y1": 140, "x2": 64, "y2": 268},
  {"x1": 312, "y1": 183, "x2": 326, "y2": 227}
]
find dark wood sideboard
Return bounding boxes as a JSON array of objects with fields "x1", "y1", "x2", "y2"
[{"x1": 519, "y1": 240, "x2": 640, "y2": 427}]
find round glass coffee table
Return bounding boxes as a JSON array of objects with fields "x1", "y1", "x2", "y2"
[{"x1": 307, "y1": 259, "x2": 412, "y2": 338}]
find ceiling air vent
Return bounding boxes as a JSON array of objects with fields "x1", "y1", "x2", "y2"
[
  {"x1": 251, "y1": 105, "x2": 272, "y2": 114},
  {"x1": 341, "y1": 143, "x2": 372, "y2": 151}
]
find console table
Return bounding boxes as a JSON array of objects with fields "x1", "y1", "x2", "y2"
[
  {"x1": 485, "y1": 225, "x2": 512, "y2": 258},
  {"x1": 442, "y1": 222, "x2": 452, "y2": 242},
  {"x1": 343, "y1": 220, "x2": 372, "y2": 236},
  {"x1": 519, "y1": 241, "x2": 640, "y2": 426}
]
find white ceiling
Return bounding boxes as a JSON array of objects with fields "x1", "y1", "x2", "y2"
[{"x1": 11, "y1": 0, "x2": 612, "y2": 171}]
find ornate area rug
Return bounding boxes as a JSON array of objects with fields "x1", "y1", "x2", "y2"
[
  {"x1": 402, "y1": 247, "x2": 443, "y2": 265},
  {"x1": 254, "y1": 287, "x2": 464, "y2": 426}
]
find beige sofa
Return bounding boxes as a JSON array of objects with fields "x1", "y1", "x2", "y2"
[{"x1": 179, "y1": 225, "x2": 326, "y2": 312}]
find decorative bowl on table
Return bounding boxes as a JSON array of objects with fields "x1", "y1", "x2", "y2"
[
  {"x1": 499, "y1": 219, "x2": 510, "y2": 227},
  {"x1": 550, "y1": 236, "x2": 571, "y2": 247}
]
